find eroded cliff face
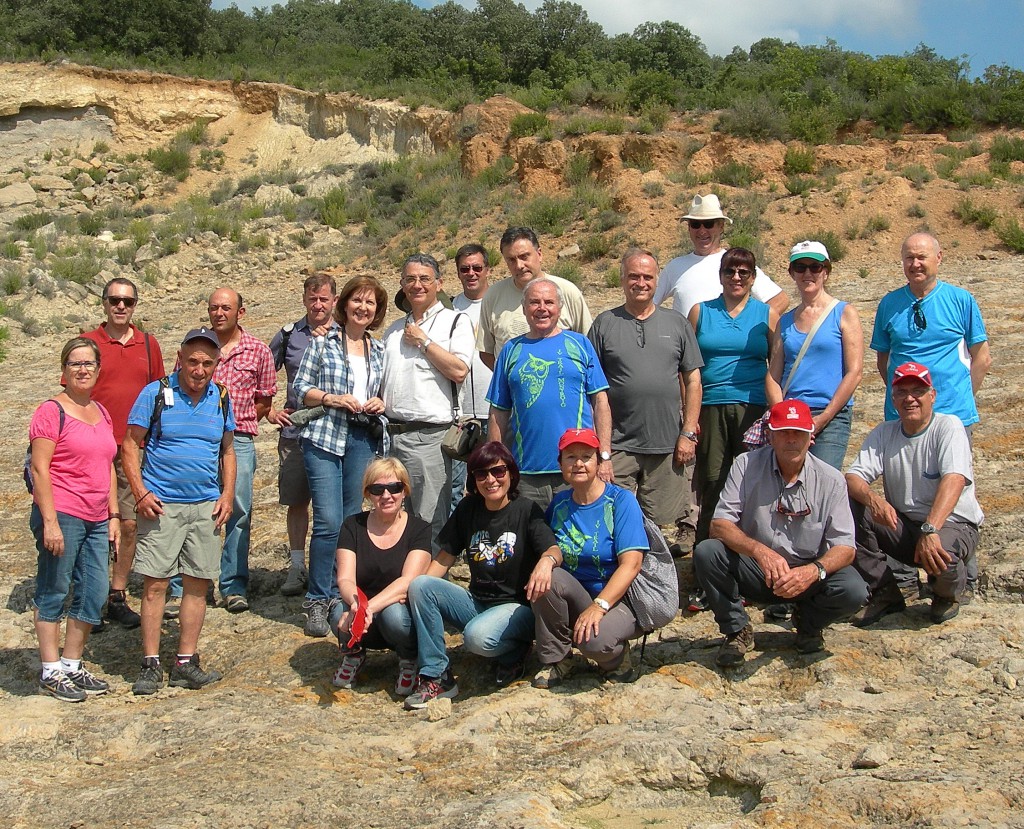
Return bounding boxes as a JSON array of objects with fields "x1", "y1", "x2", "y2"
[{"x1": 0, "y1": 62, "x2": 454, "y2": 172}]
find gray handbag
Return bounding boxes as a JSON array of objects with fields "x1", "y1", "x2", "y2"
[{"x1": 626, "y1": 515, "x2": 680, "y2": 633}]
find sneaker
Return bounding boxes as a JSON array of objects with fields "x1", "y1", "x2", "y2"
[
  {"x1": 66, "y1": 665, "x2": 109, "y2": 696},
  {"x1": 794, "y1": 627, "x2": 825, "y2": 654},
  {"x1": 281, "y1": 565, "x2": 308, "y2": 597},
  {"x1": 687, "y1": 589, "x2": 709, "y2": 613},
  {"x1": 106, "y1": 593, "x2": 142, "y2": 629},
  {"x1": 600, "y1": 646, "x2": 635, "y2": 683},
  {"x1": 331, "y1": 649, "x2": 367, "y2": 689},
  {"x1": 394, "y1": 659, "x2": 417, "y2": 696},
  {"x1": 765, "y1": 602, "x2": 794, "y2": 622},
  {"x1": 163, "y1": 600, "x2": 181, "y2": 620},
  {"x1": 533, "y1": 654, "x2": 581, "y2": 689},
  {"x1": 849, "y1": 581, "x2": 906, "y2": 628},
  {"x1": 716, "y1": 623, "x2": 755, "y2": 667},
  {"x1": 495, "y1": 658, "x2": 526, "y2": 688},
  {"x1": 132, "y1": 658, "x2": 164, "y2": 696},
  {"x1": 222, "y1": 594, "x2": 249, "y2": 614},
  {"x1": 39, "y1": 670, "x2": 86, "y2": 702},
  {"x1": 169, "y1": 655, "x2": 222, "y2": 690},
  {"x1": 404, "y1": 670, "x2": 458, "y2": 710},
  {"x1": 303, "y1": 599, "x2": 330, "y2": 637},
  {"x1": 930, "y1": 596, "x2": 960, "y2": 623}
]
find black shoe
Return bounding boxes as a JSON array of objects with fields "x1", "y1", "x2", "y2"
[
  {"x1": 687, "y1": 589, "x2": 709, "y2": 613},
  {"x1": 67, "y1": 664, "x2": 110, "y2": 695},
  {"x1": 794, "y1": 627, "x2": 825, "y2": 654},
  {"x1": 404, "y1": 670, "x2": 458, "y2": 710},
  {"x1": 169, "y1": 655, "x2": 222, "y2": 690},
  {"x1": 132, "y1": 658, "x2": 164, "y2": 696},
  {"x1": 495, "y1": 658, "x2": 526, "y2": 687},
  {"x1": 930, "y1": 596, "x2": 960, "y2": 623},
  {"x1": 106, "y1": 593, "x2": 142, "y2": 628}
]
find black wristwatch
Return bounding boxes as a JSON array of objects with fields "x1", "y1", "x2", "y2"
[{"x1": 813, "y1": 561, "x2": 827, "y2": 581}]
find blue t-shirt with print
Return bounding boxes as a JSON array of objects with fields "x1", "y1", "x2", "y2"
[
  {"x1": 546, "y1": 483, "x2": 649, "y2": 596},
  {"x1": 128, "y1": 373, "x2": 236, "y2": 503}
]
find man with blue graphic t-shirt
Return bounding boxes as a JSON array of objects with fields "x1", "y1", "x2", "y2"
[
  {"x1": 487, "y1": 278, "x2": 611, "y2": 510},
  {"x1": 121, "y1": 327, "x2": 237, "y2": 696}
]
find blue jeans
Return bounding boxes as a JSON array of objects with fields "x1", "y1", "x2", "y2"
[
  {"x1": 809, "y1": 407, "x2": 852, "y2": 471},
  {"x1": 30, "y1": 505, "x2": 109, "y2": 625},
  {"x1": 302, "y1": 426, "x2": 377, "y2": 602},
  {"x1": 408, "y1": 575, "x2": 535, "y2": 678},
  {"x1": 329, "y1": 599, "x2": 416, "y2": 660},
  {"x1": 220, "y1": 434, "x2": 256, "y2": 598}
]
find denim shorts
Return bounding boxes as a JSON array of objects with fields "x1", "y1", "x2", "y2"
[{"x1": 30, "y1": 504, "x2": 109, "y2": 625}]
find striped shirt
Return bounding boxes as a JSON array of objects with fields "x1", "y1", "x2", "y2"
[{"x1": 213, "y1": 328, "x2": 276, "y2": 436}]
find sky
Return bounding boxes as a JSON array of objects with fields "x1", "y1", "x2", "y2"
[{"x1": 211, "y1": 0, "x2": 1024, "y2": 76}]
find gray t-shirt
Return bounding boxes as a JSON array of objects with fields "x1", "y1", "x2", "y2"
[
  {"x1": 588, "y1": 306, "x2": 704, "y2": 454},
  {"x1": 714, "y1": 446, "x2": 856, "y2": 562},
  {"x1": 846, "y1": 412, "x2": 984, "y2": 526}
]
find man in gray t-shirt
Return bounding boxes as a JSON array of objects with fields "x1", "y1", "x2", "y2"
[
  {"x1": 589, "y1": 248, "x2": 703, "y2": 531},
  {"x1": 846, "y1": 362, "x2": 982, "y2": 627}
]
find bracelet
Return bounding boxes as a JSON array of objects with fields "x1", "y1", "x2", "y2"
[
  {"x1": 323, "y1": 394, "x2": 331, "y2": 407},
  {"x1": 134, "y1": 492, "x2": 152, "y2": 509},
  {"x1": 543, "y1": 554, "x2": 558, "y2": 566},
  {"x1": 109, "y1": 513, "x2": 122, "y2": 520}
]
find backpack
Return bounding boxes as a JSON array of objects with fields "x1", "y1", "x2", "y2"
[
  {"x1": 145, "y1": 377, "x2": 230, "y2": 464},
  {"x1": 24, "y1": 400, "x2": 66, "y2": 494},
  {"x1": 626, "y1": 515, "x2": 680, "y2": 633}
]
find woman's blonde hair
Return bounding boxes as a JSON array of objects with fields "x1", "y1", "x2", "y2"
[{"x1": 362, "y1": 457, "x2": 411, "y2": 496}]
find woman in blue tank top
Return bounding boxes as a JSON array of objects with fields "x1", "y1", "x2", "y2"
[{"x1": 687, "y1": 248, "x2": 779, "y2": 548}]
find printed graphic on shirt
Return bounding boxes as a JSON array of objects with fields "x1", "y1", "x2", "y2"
[
  {"x1": 548, "y1": 498, "x2": 615, "y2": 584},
  {"x1": 518, "y1": 354, "x2": 555, "y2": 406},
  {"x1": 469, "y1": 530, "x2": 517, "y2": 565}
]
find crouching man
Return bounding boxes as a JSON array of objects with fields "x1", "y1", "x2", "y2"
[
  {"x1": 846, "y1": 362, "x2": 982, "y2": 626},
  {"x1": 694, "y1": 400, "x2": 867, "y2": 667}
]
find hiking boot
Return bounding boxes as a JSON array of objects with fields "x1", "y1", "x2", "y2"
[
  {"x1": 395, "y1": 659, "x2": 417, "y2": 697},
  {"x1": 39, "y1": 670, "x2": 86, "y2": 702},
  {"x1": 91, "y1": 620, "x2": 107, "y2": 634},
  {"x1": 765, "y1": 602, "x2": 794, "y2": 622},
  {"x1": 331, "y1": 649, "x2": 367, "y2": 689},
  {"x1": 303, "y1": 599, "x2": 330, "y2": 637},
  {"x1": 106, "y1": 592, "x2": 142, "y2": 628},
  {"x1": 960, "y1": 583, "x2": 975, "y2": 606},
  {"x1": 222, "y1": 594, "x2": 249, "y2": 614},
  {"x1": 132, "y1": 658, "x2": 164, "y2": 696},
  {"x1": 716, "y1": 623, "x2": 754, "y2": 667},
  {"x1": 849, "y1": 581, "x2": 906, "y2": 628},
  {"x1": 404, "y1": 670, "x2": 458, "y2": 710},
  {"x1": 686, "y1": 588, "x2": 709, "y2": 613},
  {"x1": 600, "y1": 646, "x2": 635, "y2": 683},
  {"x1": 66, "y1": 664, "x2": 109, "y2": 695},
  {"x1": 169, "y1": 655, "x2": 222, "y2": 690},
  {"x1": 281, "y1": 564, "x2": 307, "y2": 597},
  {"x1": 495, "y1": 657, "x2": 526, "y2": 688},
  {"x1": 930, "y1": 596, "x2": 960, "y2": 623},
  {"x1": 794, "y1": 626, "x2": 825, "y2": 654},
  {"x1": 533, "y1": 654, "x2": 582, "y2": 689}
]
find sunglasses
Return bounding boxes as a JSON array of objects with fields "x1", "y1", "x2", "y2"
[
  {"x1": 105, "y1": 295, "x2": 138, "y2": 307},
  {"x1": 791, "y1": 262, "x2": 826, "y2": 274},
  {"x1": 634, "y1": 318, "x2": 645, "y2": 348},
  {"x1": 458, "y1": 264, "x2": 486, "y2": 274},
  {"x1": 471, "y1": 464, "x2": 508, "y2": 482},
  {"x1": 776, "y1": 493, "x2": 811, "y2": 518},
  {"x1": 722, "y1": 267, "x2": 753, "y2": 279},
  {"x1": 912, "y1": 299, "x2": 927, "y2": 331},
  {"x1": 367, "y1": 481, "x2": 404, "y2": 496},
  {"x1": 688, "y1": 219, "x2": 718, "y2": 230}
]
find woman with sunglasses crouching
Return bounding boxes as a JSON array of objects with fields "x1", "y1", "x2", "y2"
[
  {"x1": 403, "y1": 441, "x2": 561, "y2": 710},
  {"x1": 329, "y1": 458, "x2": 431, "y2": 695}
]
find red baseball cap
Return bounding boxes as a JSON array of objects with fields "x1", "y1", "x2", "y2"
[
  {"x1": 767, "y1": 400, "x2": 815, "y2": 433},
  {"x1": 558, "y1": 427, "x2": 600, "y2": 452},
  {"x1": 892, "y1": 362, "x2": 933, "y2": 387}
]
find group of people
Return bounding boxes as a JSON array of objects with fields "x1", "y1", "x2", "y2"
[{"x1": 27, "y1": 194, "x2": 990, "y2": 704}]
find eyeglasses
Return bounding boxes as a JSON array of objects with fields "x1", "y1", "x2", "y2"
[
  {"x1": 892, "y1": 385, "x2": 931, "y2": 400},
  {"x1": 458, "y1": 264, "x2": 486, "y2": 274},
  {"x1": 471, "y1": 464, "x2": 508, "y2": 482},
  {"x1": 722, "y1": 267, "x2": 753, "y2": 279},
  {"x1": 912, "y1": 299, "x2": 927, "y2": 331},
  {"x1": 688, "y1": 219, "x2": 718, "y2": 229},
  {"x1": 776, "y1": 492, "x2": 811, "y2": 518},
  {"x1": 634, "y1": 318, "x2": 645, "y2": 348},
  {"x1": 367, "y1": 482, "x2": 404, "y2": 496},
  {"x1": 65, "y1": 360, "x2": 99, "y2": 372},
  {"x1": 105, "y1": 295, "x2": 137, "y2": 307},
  {"x1": 791, "y1": 262, "x2": 826, "y2": 275},
  {"x1": 401, "y1": 275, "x2": 437, "y2": 287}
]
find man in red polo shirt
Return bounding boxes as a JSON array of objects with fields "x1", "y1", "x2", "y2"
[{"x1": 82, "y1": 277, "x2": 165, "y2": 629}]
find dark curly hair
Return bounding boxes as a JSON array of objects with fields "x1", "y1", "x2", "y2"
[{"x1": 465, "y1": 441, "x2": 520, "y2": 500}]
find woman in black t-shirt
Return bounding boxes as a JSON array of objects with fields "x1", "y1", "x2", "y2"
[
  {"x1": 403, "y1": 442, "x2": 562, "y2": 710},
  {"x1": 329, "y1": 458, "x2": 431, "y2": 695}
]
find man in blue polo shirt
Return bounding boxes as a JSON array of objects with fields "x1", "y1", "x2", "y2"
[{"x1": 121, "y1": 327, "x2": 237, "y2": 695}]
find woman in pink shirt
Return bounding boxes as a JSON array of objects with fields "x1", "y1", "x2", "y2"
[{"x1": 29, "y1": 337, "x2": 118, "y2": 702}]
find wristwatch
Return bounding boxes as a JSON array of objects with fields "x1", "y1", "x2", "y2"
[
  {"x1": 418, "y1": 337, "x2": 432, "y2": 351},
  {"x1": 813, "y1": 561, "x2": 827, "y2": 581},
  {"x1": 599, "y1": 451, "x2": 611, "y2": 462},
  {"x1": 920, "y1": 522, "x2": 939, "y2": 535},
  {"x1": 680, "y1": 431, "x2": 698, "y2": 443},
  {"x1": 593, "y1": 597, "x2": 611, "y2": 612}
]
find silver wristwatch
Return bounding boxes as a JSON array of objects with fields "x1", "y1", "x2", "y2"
[
  {"x1": 593, "y1": 597, "x2": 611, "y2": 612},
  {"x1": 920, "y1": 522, "x2": 939, "y2": 535}
]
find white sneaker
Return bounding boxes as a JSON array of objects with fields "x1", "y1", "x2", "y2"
[
  {"x1": 280, "y1": 565, "x2": 307, "y2": 596},
  {"x1": 395, "y1": 659, "x2": 417, "y2": 696},
  {"x1": 332, "y1": 649, "x2": 366, "y2": 689}
]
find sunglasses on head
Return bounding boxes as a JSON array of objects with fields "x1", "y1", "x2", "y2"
[
  {"x1": 687, "y1": 219, "x2": 718, "y2": 229},
  {"x1": 458, "y1": 264, "x2": 486, "y2": 274},
  {"x1": 471, "y1": 464, "x2": 508, "y2": 482},
  {"x1": 367, "y1": 481, "x2": 404, "y2": 496},
  {"x1": 105, "y1": 295, "x2": 137, "y2": 307},
  {"x1": 791, "y1": 262, "x2": 826, "y2": 274},
  {"x1": 912, "y1": 299, "x2": 927, "y2": 331}
]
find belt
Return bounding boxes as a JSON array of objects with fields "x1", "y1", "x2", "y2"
[
  {"x1": 234, "y1": 433, "x2": 255, "y2": 441},
  {"x1": 387, "y1": 420, "x2": 447, "y2": 435}
]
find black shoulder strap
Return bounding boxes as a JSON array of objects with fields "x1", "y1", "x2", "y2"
[
  {"x1": 148, "y1": 377, "x2": 171, "y2": 442},
  {"x1": 275, "y1": 323, "x2": 294, "y2": 370},
  {"x1": 52, "y1": 399, "x2": 66, "y2": 435}
]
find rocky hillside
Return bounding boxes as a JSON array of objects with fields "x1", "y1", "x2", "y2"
[{"x1": 0, "y1": 62, "x2": 1023, "y2": 829}]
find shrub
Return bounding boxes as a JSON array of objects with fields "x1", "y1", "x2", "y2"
[
  {"x1": 508, "y1": 113, "x2": 550, "y2": 139},
  {"x1": 795, "y1": 230, "x2": 847, "y2": 262},
  {"x1": 907, "y1": 203, "x2": 926, "y2": 219},
  {"x1": 996, "y1": 218, "x2": 1024, "y2": 253},
  {"x1": 592, "y1": 209, "x2": 625, "y2": 232},
  {"x1": 548, "y1": 260, "x2": 582, "y2": 286},
  {"x1": 783, "y1": 146, "x2": 816, "y2": 175},
  {"x1": 147, "y1": 144, "x2": 191, "y2": 180},
  {"x1": 716, "y1": 94, "x2": 787, "y2": 141},
  {"x1": 989, "y1": 135, "x2": 1024, "y2": 163},
  {"x1": 477, "y1": 156, "x2": 515, "y2": 188},
  {"x1": 580, "y1": 234, "x2": 613, "y2": 262},
  {"x1": 953, "y1": 197, "x2": 997, "y2": 229},
  {"x1": 784, "y1": 175, "x2": 814, "y2": 196},
  {"x1": 2, "y1": 269, "x2": 23, "y2": 295},
  {"x1": 1, "y1": 239, "x2": 21, "y2": 259},
  {"x1": 901, "y1": 164, "x2": 933, "y2": 189},
  {"x1": 518, "y1": 195, "x2": 575, "y2": 236},
  {"x1": 92, "y1": 140, "x2": 110, "y2": 155},
  {"x1": 642, "y1": 180, "x2": 665, "y2": 198},
  {"x1": 711, "y1": 162, "x2": 762, "y2": 188},
  {"x1": 564, "y1": 153, "x2": 592, "y2": 186},
  {"x1": 604, "y1": 266, "x2": 621, "y2": 288},
  {"x1": 14, "y1": 212, "x2": 53, "y2": 233},
  {"x1": 862, "y1": 214, "x2": 891, "y2": 236},
  {"x1": 78, "y1": 213, "x2": 105, "y2": 236}
]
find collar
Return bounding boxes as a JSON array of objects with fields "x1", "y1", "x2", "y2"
[
  {"x1": 409, "y1": 301, "x2": 445, "y2": 325},
  {"x1": 96, "y1": 322, "x2": 142, "y2": 344},
  {"x1": 771, "y1": 451, "x2": 807, "y2": 488}
]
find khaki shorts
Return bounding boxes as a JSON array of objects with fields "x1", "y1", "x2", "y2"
[
  {"x1": 133, "y1": 501, "x2": 221, "y2": 581},
  {"x1": 278, "y1": 435, "x2": 311, "y2": 506},
  {"x1": 611, "y1": 450, "x2": 688, "y2": 526},
  {"x1": 115, "y1": 450, "x2": 140, "y2": 520}
]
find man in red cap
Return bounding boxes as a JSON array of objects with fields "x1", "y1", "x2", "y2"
[
  {"x1": 846, "y1": 363, "x2": 982, "y2": 626},
  {"x1": 694, "y1": 399, "x2": 867, "y2": 667}
]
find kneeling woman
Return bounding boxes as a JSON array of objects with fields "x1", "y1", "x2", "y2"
[
  {"x1": 330, "y1": 458, "x2": 432, "y2": 695},
  {"x1": 405, "y1": 442, "x2": 561, "y2": 710},
  {"x1": 533, "y1": 428, "x2": 648, "y2": 689}
]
